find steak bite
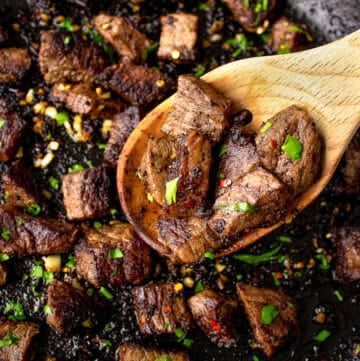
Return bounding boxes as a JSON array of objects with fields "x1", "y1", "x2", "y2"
[
  {"x1": 94, "y1": 14, "x2": 151, "y2": 64},
  {"x1": 95, "y1": 63, "x2": 174, "y2": 108},
  {"x1": 161, "y1": 74, "x2": 231, "y2": 143},
  {"x1": 62, "y1": 165, "x2": 111, "y2": 221},
  {"x1": 104, "y1": 106, "x2": 141, "y2": 166},
  {"x1": 0, "y1": 99, "x2": 28, "y2": 162},
  {"x1": 216, "y1": 126, "x2": 260, "y2": 197},
  {"x1": 75, "y1": 222, "x2": 154, "y2": 287},
  {"x1": 2, "y1": 159, "x2": 41, "y2": 208},
  {"x1": 39, "y1": 29, "x2": 108, "y2": 85},
  {"x1": 223, "y1": 0, "x2": 282, "y2": 33},
  {"x1": 132, "y1": 282, "x2": 193, "y2": 334},
  {"x1": 335, "y1": 227, "x2": 360, "y2": 283},
  {"x1": 267, "y1": 17, "x2": 313, "y2": 53},
  {"x1": 157, "y1": 13, "x2": 199, "y2": 63},
  {"x1": 46, "y1": 279, "x2": 105, "y2": 335},
  {"x1": 236, "y1": 283, "x2": 298, "y2": 357},
  {"x1": 0, "y1": 48, "x2": 31, "y2": 84},
  {"x1": 187, "y1": 289, "x2": 238, "y2": 347},
  {"x1": 0, "y1": 206, "x2": 78, "y2": 256},
  {"x1": 157, "y1": 215, "x2": 221, "y2": 264},
  {"x1": 0, "y1": 321, "x2": 39, "y2": 361},
  {"x1": 208, "y1": 168, "x2": 289, "y2": 239},
  {"x1": 255, "y1": 105, "x2": 322, "y2": 197},
  {"x1": 118, "y1": 343, "x2": 190, "y2": 361}
]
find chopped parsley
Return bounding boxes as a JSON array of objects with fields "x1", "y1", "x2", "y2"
[
  {"x1": 174, "y1": 328, "x2": 193, "y2": 348},
  {"x1": 1, "y1": 228, "x2": 11, "y2": 241},
  {"x1": 315, "y1": 254, "x2": 330, "y2": 270},
  {"x1": 204, "y1": 251, "x2": 216, "y2": 260},
  {"x1": 146, "y1": 41, "x2": 159, "y2": 55},
  {"x1": 96, "y1": 142, "x2": 106, "y2": 150},
  {"x1": 65, "y1": 253, "x2": 76, "y2": 269},
  {"x1": 260, "y1": 121, "x2": 273, "y2": 133},
  {"x1": 195, "y1": 65, "x2": 206, "y2": 77},
  {"x1": 218, "y1": 144, "x2": 227, "y2": 157},
  {"x1": 281, "y1": 135, "x2": 303, "y2": 160},
  {"x1": 313, "y1": 329, "x2": 331, "y2": 342},
  {"x1": 277, "y1": 235, "x2": 292, "y2": 243},
  {"x1": 0, "y1": 119, "x2": 6, "y2": 128},
  {"x1": 109, "y1": 248, "x2": 124, "y2": 259},
  {"x1": 93, "y1": 221, "x2": 102, "y2": 229},
  {"x1": 68, "y1": 164, "x2": 85, "y2": 173},
  {"x1": 55, "y1": 111, "x2": 69, "y2": 126},
  {"x1": 4, "y1": 300, "x2": 26, "y2": 321},
  {"x1": 334, "y1": 290, "x2": 344, "y2": 302},
  {"x1": 0, "y1": 329, "x2": 20, "y2": 348},
  {"x1": 27, "y1": 203, "x2": 41, "y2": 216},
  {"x1": 48, "y1": 176, "x2": 60, "y2": 191},
  {"x1": 198, "y1": 3, "x2": 210, "y2": 10},
  {"x1": 100, "y1": 286, "x2": 114, "y2": 300},
  {"x1": 194, "y1": 280, "x2": 204, "y2": 294},
  {"x1": 233, "y1": 243, "x2": 283, "y2": 264},
  {"x1": 261, "y1": 303, "x2": 279, "y2": 325},
  {"x1": 59, "y1": 17, "x2": 75, "y2": 32},
  {"x1": 155, "y1": 356, "x2": 173, "y2": 361},
  {"x1": 43, "y1": 304, "x2": 53, "y2": 315},
  {"x1": 0, "y1": 253, "x2": 9, "y2": 262},
  {"x1": 219, "y1": 202, "x2": 258, "y2": 212},
  {"x1": 165, "y1": 177, "x2": 179, "y2": 205},
  {"x1": 63, "y1": 35, "x2": 71, "y2": 45}
]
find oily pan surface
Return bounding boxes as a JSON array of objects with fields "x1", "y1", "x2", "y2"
[{"x1": 0, "y1": 1, "x2": 359, "y2": 361}]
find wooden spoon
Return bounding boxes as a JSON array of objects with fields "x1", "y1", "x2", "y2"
[{"x1": 117, "y1": 30, "x2": 360, "y2": 259}]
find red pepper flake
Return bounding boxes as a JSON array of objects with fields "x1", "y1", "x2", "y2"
[
  {"x1": 218, "y1": 178, "x2": 232, "y2": 188},
  {"x1": 164, "y1": 305, "x2": 172, "y2": 313},
  {"x1": 210, "y1": 318, "x2": 222, "y2": 331},
  {"x1": 270, "y1": 139, "x2": 277, "y2": 148}
]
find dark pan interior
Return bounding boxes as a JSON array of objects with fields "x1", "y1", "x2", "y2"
[{"x1": 0, "y1": 1, "x2": 359, "y2": 361}]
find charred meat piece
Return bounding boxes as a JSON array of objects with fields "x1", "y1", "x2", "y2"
[
  {"x1": 335, "y1": 227, "x2": 360, "y2": 283},
  {"x1": 166, "y1": 131, "x2": 213, "y2": 217},
  {"x1": 223, "y1": 0, "x2": 282, "y2": 33},
  {"x1": 118, "y1": 343, "x2": 190, "y2": 361},
  {"x1": 209, "y1": 168, "x2": 289, "y2": 238},
  {"x1": 267, "y1": 17, "x2": 312, "y2": 53},
  {"x1": 0, "y1": 320, "x2": 39, "y2": 361},
  {"x1": 75, "y1": 221, "x2": 153, "y2": 287},
  {"x1": 96, "y1": 63, "x2": 173, "y2": 108},
  {"x1": 157, "y1": 13, "x2": 199, "y2": 64},
  {"x1": 342, "y1": 129, "x2": 360, "y2": 194},
  {"x1": 0, "y1": 206, "x2": 78, "y2": 256},
  {"x1": 157, "y1": 215, "x2": 221, "y2": 264},
  {"x1": 46, "y1": 279, "x2": 106, "y2": 334},
  {"x1": 94, "y1": 14, "x2": 151, "y2": 64},
  {"x1": 132, "y1": 282, "x2": 193, "y2": 334},
  {"x1": 255, "y1": 105, "x2": 322, "y2": 197},
  {"x1": 2, "y1": 159, "x2": 41, "y2": 208},
  {"x1": 0, "y1": 48, "x2": 31, "y2": 84},
  {"x1": 188, "y1": 289, "x2": 238, "y2": 347},
  {"x1": 161, "y1": 74, "x2": 231, "y2": 143},
  {"x1": 236, "y1": 282, "x2": 298, "y2": 356},
  {"x1": 0, "y1": 262, "x2": 8, "y2": 286},
  {"x1": 0, "y1": 99, "x2": 28, "y2": 162},
  {"x1": 62, "y1": 165, "x2": 111, "y2": 221},
  {"x1": 216, "y1": 126, "x2": 260, "y2": 197},
  {"x1": 104, "y1": 106, "x2": 141, "y2": 166},
  {"x1": 39, "y1": 29, "x2": 108, "y2": 84}
]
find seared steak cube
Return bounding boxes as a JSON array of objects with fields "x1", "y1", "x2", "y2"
[
  {"x1": 46, "y1": 279, "x2": 106, "y2": 334},
  {"x1": 158, "y1": 13, "x2": 199, "y2": 63},
  {"x1": 216, "y1": 126, "x2": 260, "y2": 197},
  {"x1": 0, "y1": 262, "x2": 8, "y2": 286},
  {"x1": 62, "y1": 166, "x2": 110, "y2": 221},
  {"x1": 267, "y1": 17, "x2": 312, "y2": 53},
  {"x1": 118, "y1": 343, "x2": 190, "y2": 361},
  {"x1": 188, "y1": 289, "x2": 238, "y2": 347},
  {"x1": 342, "y1": 129, "x2": 360, "y2": 194},
  {"x1": 236, "y1": 282, "x2": 298, "y2": 356},
  {"x1": 0, "y1": 206, "x2": 78, "y2": 256},
  {"x1": 0, "y1": 99, "x2": 28, "y2": 162},
  {"x1": 223, "y1": 0, "x2": 282, "y2": 33},
  {"x1": 0, "y1": 320, "x2": 39, "y2": 361},
  {"x1": 208, "y1": 168, "x2": 289, "y2": 238},
  {"x1": 255, "y1": 105, "x2": 322, "y2": 197},
  {"x1": 96, "y1": 63, "x2": 173, "y2": 107},
  {"x1": 132, "y1": 282, "x2": 193, "y2": 334},
  {"x1": 0, "y1": 48, "x2": 31, "y2": 84},
  {"x1": 39, "y1": 29, "x2": 108, "y2": 84},
  {"x1": 94, "y1": 14, "x2": 151, "y2": 64},
  {"x1": 75, "y1": 222, "x2": 154, "y2": 287},
  {"x1": 161, "y1": 74, "x2": 231, "y2": 143},
  {"x1": 157, "y1": 215, "x2": 221, "y2": 264},
  {"x1": 104, "y1": 106, "x2": 141, "y2": 166},
  {"x1": 2, "y1": 159, "x2": 41, "y2": 208},
  {"x1": 335, "y1": 227, "x2": 360, "y2": 283}
]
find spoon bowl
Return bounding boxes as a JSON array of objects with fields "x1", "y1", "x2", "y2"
[{"x1": 117, "y1": 30, "x2": 360, "y2": 258}]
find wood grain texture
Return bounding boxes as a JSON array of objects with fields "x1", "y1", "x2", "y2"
[{"x1": 117, "y1": 30, "x2": 360, "y2": 258}]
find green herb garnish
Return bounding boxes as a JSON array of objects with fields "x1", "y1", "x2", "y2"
[
  {"x1": 281, "y1": 134, "x2": 303, "y2": 160},
  {"x1": 43, "y1": 304, "x2": 53, "y2": 315},
  {"x1": 64, "y1": 35, "x2": 71, "y2": 45},
  {"x1": 315, "y1": 254, "x2": 330, "y2": 270},
  {"x1": 165, "y1": 177, "x2": 179, "y2": 205},
  {"x1": 194, "y1": 280, "x2": 204, "y2": 294},
  {"x1": 204, "y1": 251, "x2": 216, "y2": 260},
  {"x1": 0, "y1": 329, "x2": 20, "y2": 348},
  {"x1": 68, "y1": 164, "x2": 85, "y2": 173},
  {"x1": 4, "y1": 300, "x2": 26, "y2": 321},
  {"x1": 55, "y1": 111, "x2": 69, "y2": 126},
  {"x1": 219, "y1": 202, "x2": 258, "y2": 212},
  {"x1": 174, "y1": 328, "x2": 193, "y2": 348},
  {"x1": 261, "y1": 303, "x2": 279, "y2": 325},
  {"x1": 0, "y1": 119, "x2": 6, "y2": 128},
  {"x1": 155, "y1": 356, "x2": 173, "y2": 361},
  {"x1": 93, "y1": 221, "x2": 102, "y2": 229},
  {"x1": 313, "y1": 329, "x2": 331, "y2": 342},
  {"x1": 233, "y1": 244, "x2": 283, "y2": 264},
  {"x1": 100, "y1": 286, "x2": 114, "y2": 300},
  {"x1": 109, "y1": 248, "x2": 124, "y2": 259},
  {"x1": 146, "y1": 42, "x2": 159, "y2": 55},
  {"x1": 27, "y1": 203, "x2": 41, "y2": 216},
  {"x1": 1, "y1": 228, "x2": 11, "y2": 241},
  {"x1": 260, "y1": 121, "x2": 273, "y2": 133},
  {"x1": 195, "y1": 65, "x2": 206, "y2": 77},
  {"x1": 198, "y1": 3, "x2": 210, "y2": 10},
  {"x1": 0, "y1": 253, "x2": 9, "y2": 262},
  {"x1": 48, "y1": 176, "x2": 60, "y2": 191},
  {"x1": 65, "y1": 253, "x2": 76, "y2": 269},
  {"x1": 59, "y1": 17, "x2": 75, "y2": 32},
  {"x1": 333, "y1": 290, "x2": 344, "y2": 302},
  {"x1": 277, "y1": 235, "x2": 292, "y2": 243},
  {"x1": 219, "y1": 144, "x2": 227, "y2": 157}
]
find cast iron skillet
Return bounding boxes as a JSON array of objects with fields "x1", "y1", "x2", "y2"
[{"x1": 0, "y1": 1, "x2": 359, "y2": 361}]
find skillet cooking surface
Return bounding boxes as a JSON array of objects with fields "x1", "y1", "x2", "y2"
[{"x1": 0, "y1": 1, "x2": 359, "y2": 360}]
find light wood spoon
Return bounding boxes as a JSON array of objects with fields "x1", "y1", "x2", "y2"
[{"x1": 117, "y1": 30, "x2": 360, "y2": 259}]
